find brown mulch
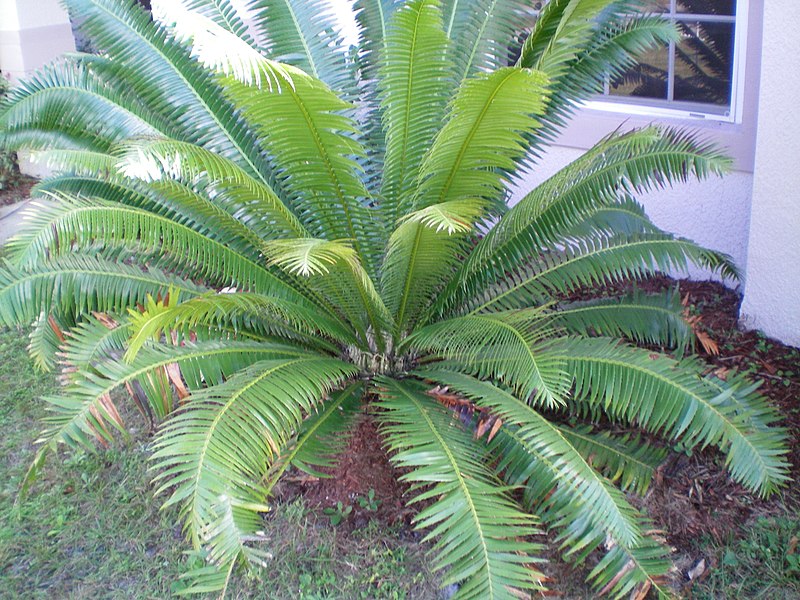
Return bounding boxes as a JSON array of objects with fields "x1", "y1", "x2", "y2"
[
  {"x1": 0, "y1": 174, "x2": 37, "y2": 206},
  {"x1": 273, "y1": 415, "x2": 417, "y2": 532},
  {"x1": 273, "y1": 276, "x2": 800, "y2": 595}
]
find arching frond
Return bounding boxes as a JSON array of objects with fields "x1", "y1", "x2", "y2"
[
  {"x1": 551, "y1": 289, "x2": 694, "y2": 352},
  {"x1": 442, "y1": 0, "x2": 530, "y2": 84},
  {"x1": 417, "y1": 370, "x2": 641, "y2": 545},
  {"x1": 415, "y1": 66, "x2": 549, "y2": 212},
  {"x1": 66, "y1": 0, "x2": 280, "y2": 192},
  {"x1": 552, "y1": 337, "x2": 790, "y2": 496},
  {"x1": 153, "y1": 0, "x2": 294, "y2": 89},
  {"x1": 0, "y1": 256, "x2": 207, "y2": 327},
  {"x1": 263, "y1": 238, "x2": 392, "y2": 343},
  {"x1": 124, "y1": 290, "x2": 356, "y2": 359},
  {"x1": 5, "y1": 196, "x2": 311, "y2": 306},
  {"x1": 116, "y1": 138, "x2": 306, "y2": 239},
  {"x1": 406, "y1": 311, "x2": 569, "y2": 407},
  {"x1": 265, "y1": 382, "x2": 363, "y2": 487},
  {"x1": 223, "y1": 69, "x2": 379, "y2": 268},
  {"x1": 248, "y1": 0, "x2": 354, "y2": 96},
  {"x1": 0, "y1": 59, "x2": 164, "y2": 152},
  {"x1": 468, "y1": 234, "x2": 737, "y2": 314},
  {"x1": 432, "y1": 127, "x2": 732, "y2": 320},
  {"x1": 151, "y1": 356, "x2": 357, "y2": 592},
  {"x1": 420, "y1": 369, "x2": 673, "y2": 598},
  {"x1": 376, "y1": 377, "x2": 544, "y2": 600}
]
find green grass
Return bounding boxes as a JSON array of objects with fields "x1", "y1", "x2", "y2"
[
  {"x1": 692, "y1": 514, "x2": 800, "y2": 600},
  {"x1": 0, "y1": 327, "x2": 438, "y2": 599}
]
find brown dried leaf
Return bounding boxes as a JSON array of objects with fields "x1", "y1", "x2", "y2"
[
  {"x1": 630, "y1": 580, "x2": 652, "y2": 600},
  {"x1": 487, "y1": 417, "x2": 503, "y2": 442},
  {"x1": 165, "y1": 362, "x2": 190, "y2": 401}
]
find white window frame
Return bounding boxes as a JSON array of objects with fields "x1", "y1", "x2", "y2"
[{"x1": 583, "y1": 0, "x2": 750, "y2": 124}]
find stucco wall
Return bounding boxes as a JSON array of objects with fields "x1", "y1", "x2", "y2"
[
  {"x1": 739, "y1": 0, "x2": 800, "y2": 346},
  {"x1": 0, "y1": 0, "x2": 75, "y2": 82}
]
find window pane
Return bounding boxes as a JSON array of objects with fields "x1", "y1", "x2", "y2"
[
  {"x1": 677, "y1": 0, "x2": 735, "y2": 16},
  {"x1": 608, "y1": 46, "x2": 669, "y2": 102},
  {"x1": 673, "y1": 20, "x2": 734, "y2": 106}
]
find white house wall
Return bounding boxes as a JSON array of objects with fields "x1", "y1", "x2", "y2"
[{"x1": 739, "y1": 0, "x2": 800, "y2": 346}]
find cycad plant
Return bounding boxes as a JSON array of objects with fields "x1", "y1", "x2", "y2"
[{"x1": 0, "y1": 0, "x2": 789, "y2": 598}]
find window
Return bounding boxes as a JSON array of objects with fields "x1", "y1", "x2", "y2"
[{"x1": 589, "y1": 0, "x2": 747, "y2": 123}]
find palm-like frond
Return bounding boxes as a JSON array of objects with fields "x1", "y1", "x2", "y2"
[
  {"x1": 551, "y1": 289, "x2": 694, "y2": 352},
  {"x1": 223, "y1": 67, "x2": 380, "y2": 267},
  {"x1": 0, "y1": 0, "x2": 789, "y2": 596},
  {"x1": 382, "y1": 66, "x2": 549, "y2": 331},
  {"x1": 554, "y1": 337, "x2": 790, "y2": 496},
  {"x1": 379, "y1": 0, "x2": 452, "y2": 225},
  {"x1": 151, "y1": 355, "x2": 356, "y2": 592},
  {"x1": 248, "y1": 0, "x2": 355, "y2": 96},
  {"x1": 376, "y1": 377, "x2": 544, "y2": 600},
  {"x1": 431, "y1": 126, "x2": 732, "y2": 320},
  {"x1": 0, "y1": 256, "x2": 207, "y2": 325},
  {"x1": 265, "y1": 382, "x2": 363, "y2": 485},
  {"x1": 419, "y1": 370, "x2": 674, "y2": 598},
  {"x1": 406, "y1": 311, "x2": 569, "y2": 407}
]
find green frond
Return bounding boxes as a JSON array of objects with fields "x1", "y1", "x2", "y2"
[
  {"x1": 415, "y1": 66, "x2": 549, "y2": 212},
  {"x1": 417, "y1": 370, "x2": 642, "y2": 548},
  {"x1": 124, "y1": 290, "x2": 356, "y2": 359},
  {"x1": 516, "y1": 0, "x2": 615, "y2": 76},
  {"x1": 27, "y1": 312, "x2": 64, "y2": 371},
  {"x1": 468, "y1": 234, "x2": 738, "y2": 314},
  {"x1": 354, "y1": 0, "x2": 400, "y2": 81},
  {"x1": 413, "y1": 369, "x2": 674, "y2": 598},
  {"x1": 381, "y1": 66, "x2": 549, "y2": 331},
  {"x1": 223, "y1": 68, "x2": 379, "y2": 268},
  {"x1": 64, "y1": 0, "x2": 281, "y2": 192},
  {"x1": 173, "y1": 0, "x2": 255, "y2": 42},
  {"x1": 0, "y1": 58, "x2": 164, "y2": 152},
  {"x1": 398, "y1": 198, "x2": 493, "y2": 235},
  {"x1": 442, "y1": 0, "x2": 530, "y2": 84},
  {"x1": 551, "y1": 337, "x2": 790, "y2": 496},
  {"x1": 0, "y1": 255, "x2": 207, "y2": 327},
  {"x1": 58, "y1": 312, "x2": 130, "y2": 376},
  {"x1": 248, "y1": 0, "x2": 355, "y2": 96},
  {"x1": 375, "y1": 377, "x2": 544, "y2": 600},
  {"x1": 40, "y1": 340, "x2": 307, "y2": 450},
  {"x1": 556, "y1": 424, "x2": 668, "y2": 496},
  {"x1": 151, "y1": 356, "x2": 357, "y2": 591},
  {"x1": 405, "y1": 311, "x2": 569, "y2": 407},
  {"x1": 378, "y1": 0, "x2": 452, "y2": 225},
  {"x1": 432, "y1": 126, "x2": 732, "y2": 320},
  {"x1": 551, "y1": 289, "x2": 694, "y2": 352},
  {"x1": 116, "y1": 138, "x2": 306, "y2": 239},
  {"x1": 4, "y1": 196, "x2": 312, "y2": 307},
  {"x1": 265, "y1": 382, "x2": 363, "y2": 485},
  {"x1": 381, "y1": 219, "x2": 469, "y2": 334},
  {"x1": 263, "y1": 238, "x2": 392, "y2": 344},
  {"x1": 153, "y1": 0, "x2": 295, "y2": 89}
]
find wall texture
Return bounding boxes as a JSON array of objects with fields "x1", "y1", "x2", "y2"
[
  {"x1": 739, "y1": 0, "x2": 800, "y2": 346},
  {"x1": 0, "y1": 0, "x2": 75, "y2": 82}
]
